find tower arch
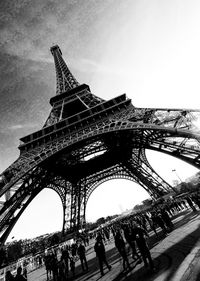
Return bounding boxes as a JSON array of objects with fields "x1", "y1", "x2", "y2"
[
  {"x1": 85, "y1": 178, "x2": 150, "y2": 223},
  {"x1": 6, "y1": 188, "x2": 63, "y2": 242}
]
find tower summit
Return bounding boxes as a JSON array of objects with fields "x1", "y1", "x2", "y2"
[
  {"x1": 50, "y1": 44, "x2": 79, "y2": 95},
  {"x1": 42, "y1": 45, "x2": 104, "y2": 127}
]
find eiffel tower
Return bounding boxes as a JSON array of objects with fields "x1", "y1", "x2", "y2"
[{"x1": 0, "y1": 45, "x2": 200, "y2": 244}]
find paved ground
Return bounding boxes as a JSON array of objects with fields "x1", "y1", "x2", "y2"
[{"x1": 28, "y1": 209, "x2": 200, "y2": 281}]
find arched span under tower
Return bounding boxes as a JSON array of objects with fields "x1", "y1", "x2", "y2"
[
  {"x1": 6, "y1": 188, "x2": 63, "y2": 241},
  {"x1": 85, "y1": 178, "x2": 150, "y2": 223}
]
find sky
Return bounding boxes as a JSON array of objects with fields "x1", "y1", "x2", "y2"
[{"x1": 0, "y1": 0, "x2": 200, "y2": 241}]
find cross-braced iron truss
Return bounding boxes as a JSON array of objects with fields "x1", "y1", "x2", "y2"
[{"x1": 0, "y1": 45, "x2": 200, "y2": 243}]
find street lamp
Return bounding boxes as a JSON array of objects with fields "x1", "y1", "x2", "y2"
[{"x1": 172, "y1": 169, "x2": 182, "y2": 183}]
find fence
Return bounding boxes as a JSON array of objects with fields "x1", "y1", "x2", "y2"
[{"x1": 0, "y1": 238, "x2": 74, "y2": 281}]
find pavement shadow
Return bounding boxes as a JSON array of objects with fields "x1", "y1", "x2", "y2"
[
  {"x1": 66, "y1": 244, "x2": 121, "y2": 280},
  {"x1": 112, "y1": 223, "x2": 200, "y2": 281},
  {"x1": 148, "y1": 210, "x2": 200, "y2": 250}
]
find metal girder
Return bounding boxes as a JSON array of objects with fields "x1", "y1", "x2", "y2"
[
  {"x1": 0, "y1": 168, "x2": 49, "y2": 243},
  {"x1": 0, "y1": 185, "x2": 44, "y2": 244},
  {"x1": 49, "y1": 177, "x2": 73, "y2": 233},
  {"x1": 147, "y1": 137, "x2": 200, "y2": 167},
  {"x1": 49, "y1": 180, "x2": 72, "y2": 233},
  {"x1": 132, "y1": 149, "x2": 175, "y2": 193}
]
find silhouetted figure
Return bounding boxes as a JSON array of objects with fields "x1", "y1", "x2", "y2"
[
  {"x1": 5, "y1": 271, "x2": 14, "y2": 281},
  {"x1": 58, "y1": 258, "x2": 67, "y2": 281},
  {"x1": 51, "y1": 253, "x2": 58, "y2": 281},
  {"x1": 70, "y1": 256, "x2": 75, "y2": 277},
  {"x1": 114, "y1": 230, "x2": 131, "y2": 271},
  {"x1": 0, "y1": 246, "x2": 6, "y2": 268},
  {"x1": 186, "y1": 196, "x2": 197, "y2": 212},
  {"x1": 22, "y1": 268, "x2": 27, "y2": 280},
  {"x1": 77, "y1": 241, "x2": 88, "y2": 272},
  {"x1": 44, "y1": 253, "x2": 53, "y2": 280},
  {"x1": 123, "y1": 224, "x2": 141, "y2": 261},
  {"x1": 61, "y1": 247, "x2": 69, "y2": 277},
  {"x1": 161, "y1": 208, "x2": 174, "y2": 232},
  {"x1": 71, "y1": 242, "x2": 78, "y2": 257},
  {"x1": 140, "y1": 215, "x2": 148, "y2": 231},
  {"x1": 149, "y1": 215, "x2": 158, "y2": 237},
  {"x1": 104, "y1": 228, "x2": 110, "y2": 243},
  {"x1": 14, "y1": 267, "x2": 26, "y2": 281},
  {"x1": 132, "y1": 224, "x2": 155, "y2": 271},
  {"x1": 151, "y1": 212, "x2": 167, "y2": 235},
  {"x1": 94, "y1": 235, "x2": 111, "y2": 276},
  {"x1": 38, "y1": 255, "x2": 42, "y2": 267}
]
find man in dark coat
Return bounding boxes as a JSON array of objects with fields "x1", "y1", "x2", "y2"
[
  {"x1": 132, "y1": 223, "x2": 155, "y2": 271},
  {"x1": 123, "y1": 223, "x2": 141, "y2": 261},
  {"x1": 94, "y1": 235, "x2": 111, "y2": 276},
  {"x1": 77, "y1": 241, "x2": 88, "y2": 272},
  {"x1": 14, "y1": 267, "x2": 26, "y2": 281},
  {"x1": 114, "y1": 230, "x2": 131, "y2": 271}
]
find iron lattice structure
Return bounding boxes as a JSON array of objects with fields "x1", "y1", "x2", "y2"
[{"x1": 0, "y1": 45, "x2": 200, "y2": 243}]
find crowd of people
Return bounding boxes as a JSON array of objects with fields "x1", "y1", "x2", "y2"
[
  {"x1": 4, "y1": 192, "x2": 200, "y2": 280},
  {"x1": 90, "y1": 192, "x2": 200, "y2": 276},
  {"x1": 43, "y1": 238, "x2": 89, "y2": 281},
  {"x1": 5, "y1": 266, "x2": 27, "y2": 281}
]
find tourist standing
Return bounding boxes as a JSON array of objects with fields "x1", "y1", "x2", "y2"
[
  {"x1": 114, "y1": 230, "x2": 131, "y2": 271},
  {"x1": 77, "y1": 241, "x2": 88, "y2": 272},
  {"x1": 94, "y1": 235, "x2": 111, "y2": 276},
  {"x1": 5, "y1": 271, "x2": 14, "y2": 281},
  {"x1": 14, "y1": 267, "x2": 26, "y2": 281},
  {"x1": 132, "y1": 223, "x2": 155, "y2": 271},
  {"x1": 123, "y1": 223, "x2": 141, "y2": 261},
  {"x1": 61, "y1": 247, "x2": 69, "y2": 278}
]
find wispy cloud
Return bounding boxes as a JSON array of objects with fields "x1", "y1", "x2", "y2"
[
  {"x1": 1, "y1": 123, "x2": 38, "y2": 133},
  {"x1": 8, "y1": 124, "x2": 24, "y2": 130},
  {"x1": 78, "y1": 57, "x2": 132, "y2": 78}
]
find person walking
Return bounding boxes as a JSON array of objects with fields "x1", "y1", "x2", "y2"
[
  {"x1": 70, "y1": 256, "x2": 76, "y2": 277},
  {"x1": 151, "y1": 212, "x2": 168, "y2": 235},
  {"x1": 61, "y1": 247, "x2": 69, "y2": 278},
  {"x1": 44, "y1": 252, "x2": 53, "y2": 281},
  {"x1": 160, "y1": 208, "x2": 174, "y2": 232},
  {"x1": 114, "y1": 230, "x2": 131, "y2": 271},
  {"x1": 123, "y1": 223, "x2": 141, "y2": 262},
  {"x1": 94, "y1": 235, "x2": 112, "y2": 276},
  {"x1": 132, "y1": 223, "x2": 155, "y2": 272},
  {"x1": 51, "y1": 253, "x2": 58, "y2": 281},
  {"x1": 58, "y1": 257, "x2": 67, "y2": 281},
  {"x1": 22, "y1": 268, "x2": 27, "y2": 280},
  {"x1": 77, "y1": 241, "x2": 88, "y2": 272}
]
